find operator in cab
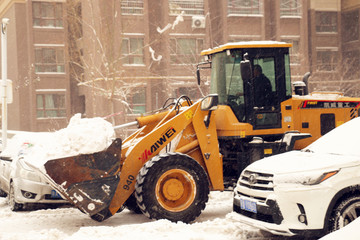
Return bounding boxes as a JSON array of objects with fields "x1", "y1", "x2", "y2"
[{"x1": 253, "y1": 64, "x2": 272, "y2": 107}]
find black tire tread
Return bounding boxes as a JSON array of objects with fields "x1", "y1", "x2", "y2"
[
  {"x1": 124, "y1": 193, "x2": 142, "y2": 214},
  {"x1": 328, "y1": 194, "x2": 360, "y2": 233},
  {"x1": 135, "y1": 152, "x2": 209, "y2": 223}
]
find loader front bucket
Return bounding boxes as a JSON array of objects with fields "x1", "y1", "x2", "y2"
[{"x1": 42, "y1": 138, "x2": 122, "y2": 222}]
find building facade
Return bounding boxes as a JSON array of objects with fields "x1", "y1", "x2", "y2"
[
  {"x1": 0, "y1": 0, "x2": 359, "y2": 134},
  {"x1": 308, "y1": 0, "x2": 360, "y2": 96},
  {"x1": 0, "y1": 0, "x2": 70, "y2": 132}
]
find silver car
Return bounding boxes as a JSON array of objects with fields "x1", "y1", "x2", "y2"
[{"x1": 0, "y1": 135, "x2": 67, "y2": 211}]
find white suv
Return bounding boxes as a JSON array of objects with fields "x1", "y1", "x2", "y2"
[{"x1": 231, "y1": 117, "x2": 360, "y2": 238}]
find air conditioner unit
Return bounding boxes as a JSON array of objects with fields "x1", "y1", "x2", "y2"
[{"x1": 192, "y1": 16, "x2": 205, "y2": 29}]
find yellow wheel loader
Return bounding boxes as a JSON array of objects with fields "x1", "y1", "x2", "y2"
[{"x1": 39, "y1": 41, "x2": 360, "y2": 223}]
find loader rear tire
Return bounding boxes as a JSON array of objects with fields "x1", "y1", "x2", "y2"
[{"x1": 135, "y1": 152, "x2": 209, "y2": 223}]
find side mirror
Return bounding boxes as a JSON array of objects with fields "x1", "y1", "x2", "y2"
[
  {"x1": 240, "y1": 60, "x2": 252, "y2": 82},
  {"x1": 196, "y1": 68, "x2": 201, "y2": 85},
  {"x1": 201, "y1": 94, "x2": 218, "y2": 111},
  {"x1": 240, "y1": 53, "x2": 252, "y2": 82},
  {"x1": 196, "y1": 61, "x2": 212, "y2": 86}
]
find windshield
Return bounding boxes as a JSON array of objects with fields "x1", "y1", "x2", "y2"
[
  {"x1": 209, "y1": 50, "x2": 245, "y2": 121},
  {"x1": 208, "y1": 47, "x2": 292, "y2": 123},
  {"x1": 209, "y1": 51, "x2": 243, "y2": 104},
  {"x1": 304, "y1": 117, "x2": 360, "y2": 156}
]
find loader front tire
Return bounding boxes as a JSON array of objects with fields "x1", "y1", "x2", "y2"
[
  {"x1": 135, "y1": 152, "x2": 209, "y2": 223},
  {"x1": 124, "y1": 193, "x2": 142, "y2": 214}
]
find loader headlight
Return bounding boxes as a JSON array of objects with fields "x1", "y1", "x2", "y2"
[{"x1": 275, "y1": 170, "x2": 339, "y2": 186}]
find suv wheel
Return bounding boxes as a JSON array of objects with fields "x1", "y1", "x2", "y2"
[{"x1": 328, "y1": 195, "x2": 360, "y2": 232}]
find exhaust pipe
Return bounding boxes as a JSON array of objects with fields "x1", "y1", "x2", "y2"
[{"x1": 302, "y1": 72, "x2": 311, "y2": 95}]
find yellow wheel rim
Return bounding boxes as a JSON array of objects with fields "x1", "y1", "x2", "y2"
[{"x1": 155, "y1": 169, "x2": 196, "y2": 212}]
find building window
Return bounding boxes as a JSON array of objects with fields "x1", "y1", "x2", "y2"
[
  {"x1": 127, "y1": 88, "x2": 146, "y2": 114},
  {"x1": 169, "y1": 0, "x2": 204, "y2": 16},
  {"x1": 342, "y1": 10, "x2": 359, "y2": 42},
  {"x1": 32, "y1": 1, "x2": 63, "y2": 28},
  {"x1": 316, "y1": 50, "x2": 338, "y2": 72},
  {"x1": 227, "y1": 0, "x2": 261, "y2": 15},
  {"x1": 281, "y1": 39, "x2": 300, "y2": 63},
  {"x1": 280, "y1": 0, "x2": 301, "y2": 17},
  {"x1": 35, "y1": 47, "x2": 65, "y2": 73},
  {"x1": 36, "y1": 93, "x2": 66, "y2": 118},
  {"x1": 121, "y1": 0, "x2": 144, "y2": 15},
  {"x1": 170, "y1": 38, "x2": 204, "y2": 64},
  {"x1": 121, "y1": 38, "x2": 144, "y2": 65},
  {"x1": 316, "y1": 12, "x2": 337, "y2": 33},
  {"x1": 343, "y1": 51, "x2": 360, "y2": 80}
]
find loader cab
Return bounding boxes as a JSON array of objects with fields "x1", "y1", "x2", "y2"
[{"x1": 201, "y1": 41, "x2": 293, "y2": 130}]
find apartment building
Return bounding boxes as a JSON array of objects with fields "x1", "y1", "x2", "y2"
[
  {"x1": 0, "y1": 0, "x2": 359, "y2": 133},
  {"x1": 308, "y1": 0, "x2": 360, "y2": 96},
  {"x1": 0, "y1": 0, "x2": 70, "y2": 132}
]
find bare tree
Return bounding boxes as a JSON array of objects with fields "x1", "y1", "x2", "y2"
[
  {"x1": 67, "y1": 0, "x2": 211, "y2": 134},
  {"x1": 67, "y1": 0, "x2": 146, "y2": 126}
]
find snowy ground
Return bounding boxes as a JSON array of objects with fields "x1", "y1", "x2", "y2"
[{"x1": 0, "y1": 191, "x2": 272, "y2": 240}]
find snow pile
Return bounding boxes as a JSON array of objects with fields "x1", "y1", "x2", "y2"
[{"x1": 1, "y1": 113, "x2": 115, "y2": 171}]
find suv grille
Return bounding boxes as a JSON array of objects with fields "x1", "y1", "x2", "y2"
[{"x1": 239, "y1": 170, "x2": 274, "y2": 191}]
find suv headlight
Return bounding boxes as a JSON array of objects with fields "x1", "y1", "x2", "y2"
[{"x1": 275, "y1": 170, "x2": 339, "y2": 186}]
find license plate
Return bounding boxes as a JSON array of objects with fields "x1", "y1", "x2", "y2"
[
  {"x1": 240, "y1": 198, "x2": 257, "y2": 213},
  {"x1": 51, "y1": 189, "x2": 62, "y2": 199}
]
